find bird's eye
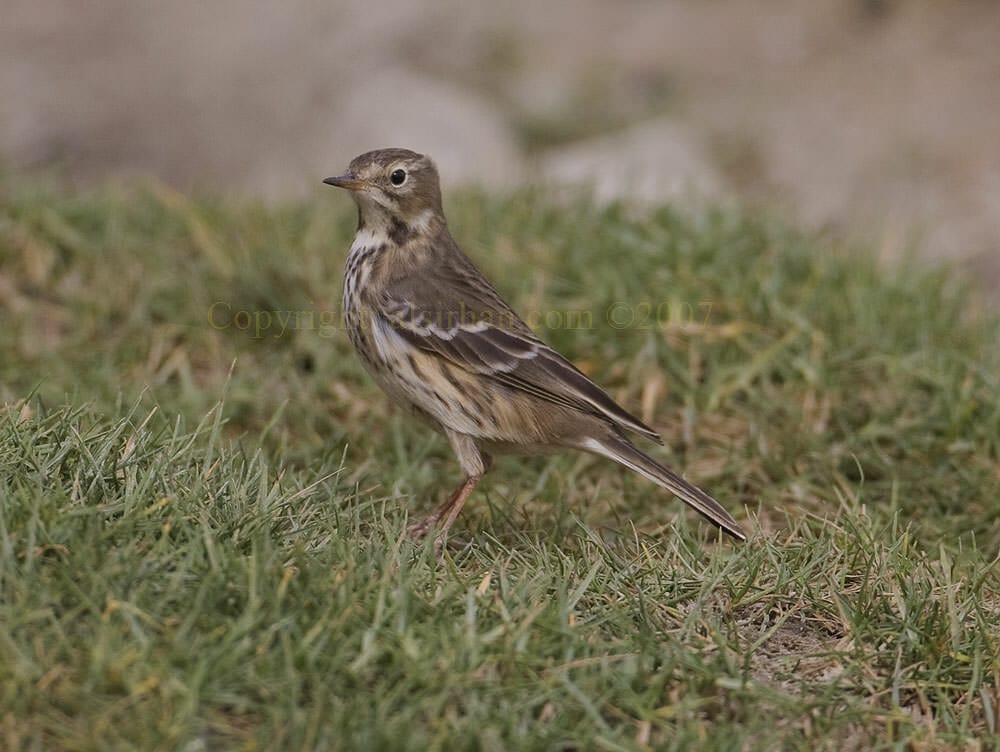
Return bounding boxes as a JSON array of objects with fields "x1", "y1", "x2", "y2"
[{"x1": 389, "y1": 168, "x2": 407, "y2": 186}]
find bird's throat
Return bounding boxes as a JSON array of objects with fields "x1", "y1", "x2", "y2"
[{"x1": 355, "y1": 203, "x2": 440, "y2": 246}]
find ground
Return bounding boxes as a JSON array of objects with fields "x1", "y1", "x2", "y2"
[{"x1": 1, "y1": 178, "x2": 997, "y2": 749}]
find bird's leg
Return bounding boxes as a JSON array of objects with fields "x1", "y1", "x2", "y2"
[
  {"x1": 407, "y1": 474, "x2": 481, "y2": 540},
  {"x1": 436, "y1": 474, "x2": 481, "y2": 539},
  {"x1": 408, "y1": 433, "x2": 489, "y2": 554}
]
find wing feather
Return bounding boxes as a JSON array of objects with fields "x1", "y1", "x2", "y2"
[{"x1": 379, "y1": 272, "x2": 662, "y2": 444}]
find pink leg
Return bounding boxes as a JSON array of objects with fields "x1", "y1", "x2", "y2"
[{"x1": 407, "y1": 474, "x2": 482, "y2": 543}]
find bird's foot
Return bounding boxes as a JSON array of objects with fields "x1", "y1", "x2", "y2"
[
  {"x1": 407, "y1": 517, "x2": 471, "y2": 557},
  {"x1": 406, "y1": 515, "x2": 437, "y2": 540}
]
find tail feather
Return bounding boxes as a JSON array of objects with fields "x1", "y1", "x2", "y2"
[{"x1": 582, "y1": 435, "x2": 746, "y2": 542}]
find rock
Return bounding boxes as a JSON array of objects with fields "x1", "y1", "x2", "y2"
[
  {"x1": 311, "y1": 67, "x2": 524, "y2": 191},
  {"x1": 539, "y1": 118, "x2": 729, "y2": 205}
]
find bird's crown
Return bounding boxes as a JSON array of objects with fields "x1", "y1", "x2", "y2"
[{"x1": 347, "y1": 148, "x2": 431, "y2": 179}]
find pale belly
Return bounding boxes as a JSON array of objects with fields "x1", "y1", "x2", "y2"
[{"x1": 357, "y1": 310, "x2": 491, "y2": 437}]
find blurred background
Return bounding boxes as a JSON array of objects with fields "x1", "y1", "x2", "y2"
[{"x1": 3, "y1": 0, "x2": 998, "y2": 281}]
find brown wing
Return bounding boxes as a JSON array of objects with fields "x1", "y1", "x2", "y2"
[{"x1": 379, "y1": 259, "x2": 662, "y2": 445}]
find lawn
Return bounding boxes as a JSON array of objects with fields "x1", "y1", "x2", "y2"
[{"x1": 1, "y1": 174, "x2": 998, "y2": 750}]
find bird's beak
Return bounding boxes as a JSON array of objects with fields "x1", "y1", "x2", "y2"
[{"x1": 322, "y1": 174, "x2": 369, "y2": 191}]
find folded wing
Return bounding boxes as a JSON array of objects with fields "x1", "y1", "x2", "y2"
[{"x1": 379, "y1": 264, "x2": 662, "y2": 444}]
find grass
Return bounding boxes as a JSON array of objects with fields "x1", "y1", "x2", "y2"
[{"x1": 1, "y1": 172, "x2": 999, "y2": 750}]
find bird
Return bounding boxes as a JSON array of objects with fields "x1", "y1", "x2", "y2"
[{"x1": 323, "y1": 148, "x2": 746, "y2": 549}]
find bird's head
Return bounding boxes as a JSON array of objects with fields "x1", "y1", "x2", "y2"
[{"x1": 324, "y1": 148, "x2": 443, "y2": 237}]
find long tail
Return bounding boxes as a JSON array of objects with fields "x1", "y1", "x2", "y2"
[{"x1": 581, "y1": 434, "x2": 746, "y2": 541}]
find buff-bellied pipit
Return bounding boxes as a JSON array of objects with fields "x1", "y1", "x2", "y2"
[{"x1": 324, "y1": 148, "x2": 746, "y2": 550}]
